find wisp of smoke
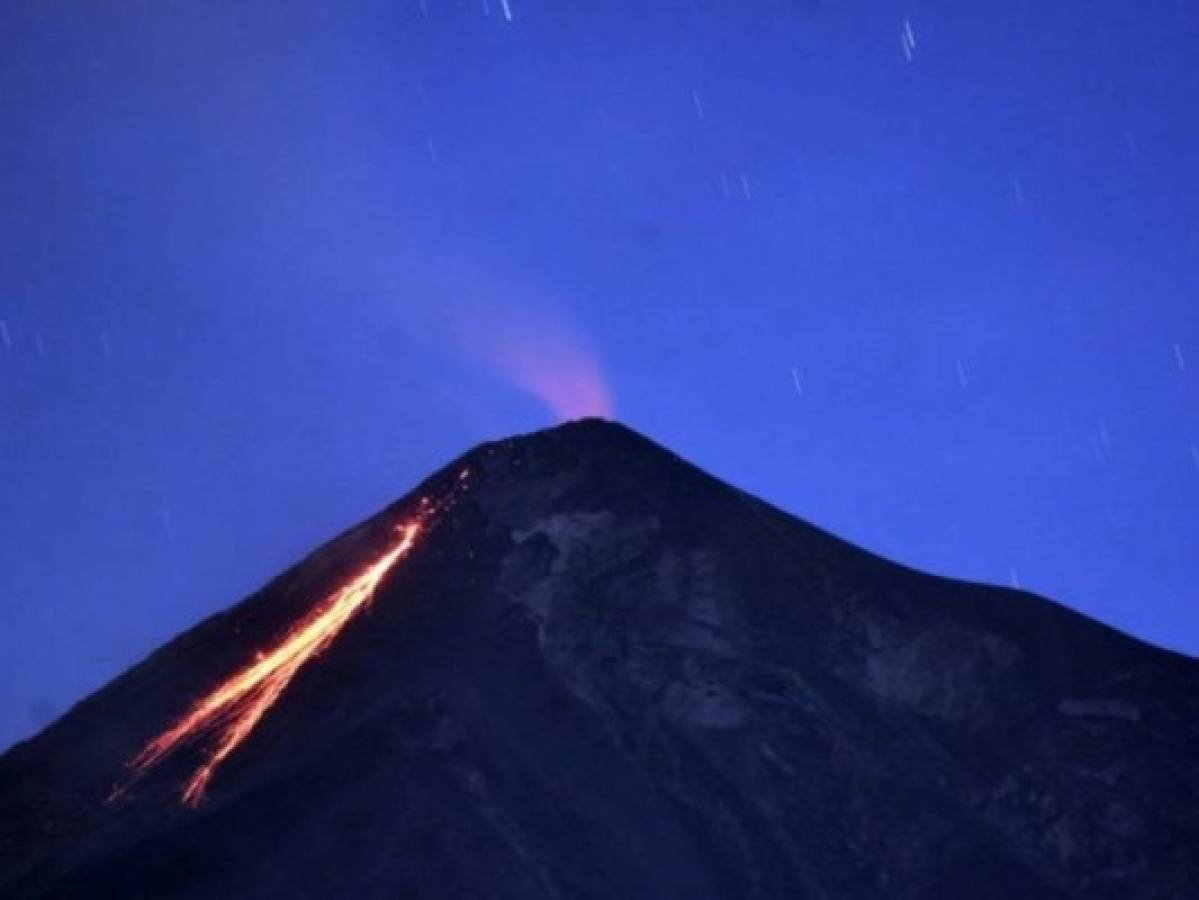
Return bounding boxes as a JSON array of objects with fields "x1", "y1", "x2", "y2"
[{"x1": 447, "y1": 299, "x2": 613, "y2": 422}]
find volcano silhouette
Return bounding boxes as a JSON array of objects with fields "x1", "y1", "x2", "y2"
[{"x1": 1, "y1": 419, "x2": 1196, "y2": 899}]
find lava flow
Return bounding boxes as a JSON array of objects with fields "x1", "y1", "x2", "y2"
[{"x1": 113, "y1": 520, "x2": 422, "y2": 807}]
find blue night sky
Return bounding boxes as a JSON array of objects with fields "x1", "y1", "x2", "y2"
[{"x1": 1, "y1": 0, "x2": 1197, "y2": 750}]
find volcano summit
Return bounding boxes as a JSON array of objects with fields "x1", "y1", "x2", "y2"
[{"x1": 1, "y1": 419, "x2": 1196, "y2": 899}]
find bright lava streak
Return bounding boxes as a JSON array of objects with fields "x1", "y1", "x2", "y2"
[{"x1": 116, "y1": 522, "x2": 421, "y2": 807}]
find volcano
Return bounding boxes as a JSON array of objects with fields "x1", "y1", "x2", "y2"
[{"x1": 1, "y1": 419, "x2": 1196, "y2": 899}]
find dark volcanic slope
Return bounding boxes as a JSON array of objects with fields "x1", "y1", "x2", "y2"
[{"x1": 1, "y1": 419, "x2": 1196, "y2": 900}]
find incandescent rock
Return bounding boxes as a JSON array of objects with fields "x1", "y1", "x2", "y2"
[{"x1": 0, "y1": 419, "x2": 1196, "y2": 899}]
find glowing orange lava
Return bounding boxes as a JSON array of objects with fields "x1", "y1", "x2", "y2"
[{"x1": 114, "y1": 521, "x2": 421, "y2": 807}]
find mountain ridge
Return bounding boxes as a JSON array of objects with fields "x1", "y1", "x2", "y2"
[{"x1": 2, "y1": 417, "x2": 1196, "y2": 899}]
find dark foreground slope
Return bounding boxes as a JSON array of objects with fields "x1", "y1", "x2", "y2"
[{"x1": 1, "y1": 419, "x2": 1196, "y2": 899}]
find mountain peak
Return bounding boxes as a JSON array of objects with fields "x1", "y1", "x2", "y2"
[
  {"x1": 466, "y1": 416, "x2": 684, "y2": 479},
  {"x1": 2, "y1": 424, "x2": 1196, "y2": 899}
]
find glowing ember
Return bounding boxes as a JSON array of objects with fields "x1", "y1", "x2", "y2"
[{"x1": 114, "y1": 521, "x2": 421, "y2": 807}]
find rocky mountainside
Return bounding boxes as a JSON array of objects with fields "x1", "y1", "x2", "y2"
[{"x1": 1, "y1": 419, "x2": 1196, "y2": 899}]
